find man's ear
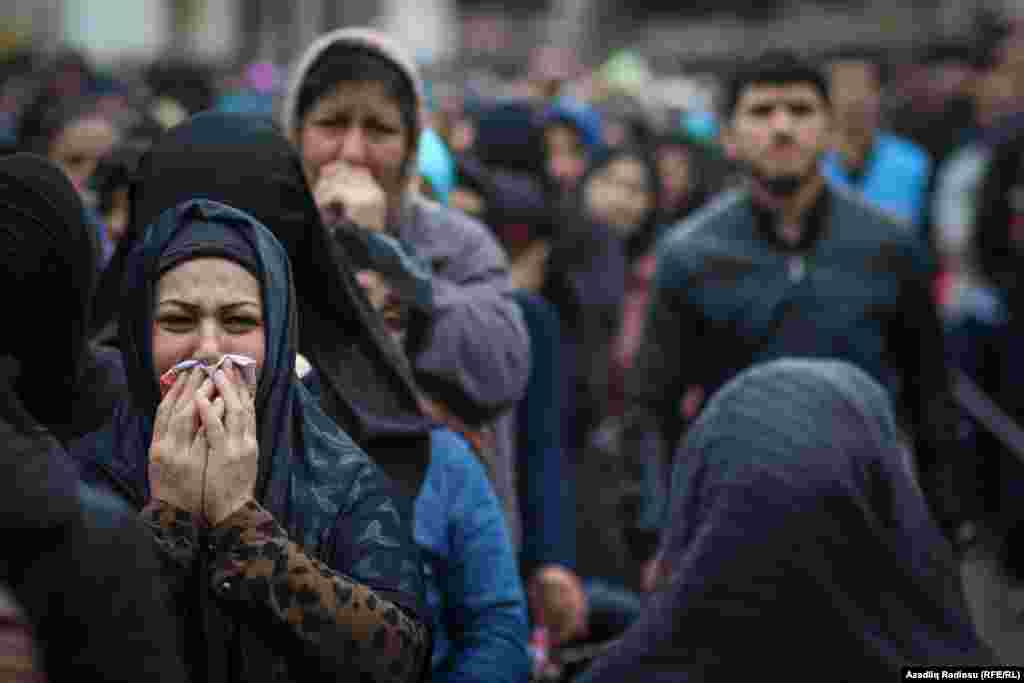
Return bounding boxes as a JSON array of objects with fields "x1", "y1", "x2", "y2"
[{"x1": 720, "y1": 125, "x2": 738, "y2": 161}]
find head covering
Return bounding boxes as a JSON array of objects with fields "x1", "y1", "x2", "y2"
[
  {"x1": 91, "y1": 111, "x2": 431, "y2": 498},
  {"x1": 596, "y1": 92, "x2": 654, "y2": 148},
  {"x1": 542, "y1": 97, "x2": 605, "y2": 157},
  {"x1": 0, "y1": 154, "x2": 98, "y2": 434},
  {"x1": 487, "y1": 168, "x2": 553, "y2": 251},
  {"x1": 282, "y1": 26, "x2": 425, "y2": 182},
  {"x1": 16, "y1": 92, "x2": 105, "y2": 155},
  {"x1": 157, "y1": 218, "x2": 260, "y2": 277},
  {"x1": 417, "y1": 127, "x2": 454, "y2": 203},
  {"x1": 580, "y1": 359, "x2": 993, "y2": 681},
  {"x1": 473, "y1": 99, "x2": 547, "y2": 180},
  {"x1": 76, "y1": 198, "x2": 424, "y2": 681}
]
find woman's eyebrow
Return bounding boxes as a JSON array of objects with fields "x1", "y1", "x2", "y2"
[
  {"x1": 222, "y1": 301, "x2": 261, "y2": 310},
  {"x1": 156, "y1": 299, "x2": 261, "y2": 310}
]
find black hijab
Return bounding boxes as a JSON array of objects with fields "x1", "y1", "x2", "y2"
[
  {"x1": 579, "y1": 359, "x2": 993, "y2": 681},
  {"x1": 91, "y1": 111, "x2": 432, "y2": 497},
  {"x1": 0, "y1": 155, "x2": 187, "y2": 682},
  {"x1": 0, "y1": 154, "x2": 102, "y2": 434}
]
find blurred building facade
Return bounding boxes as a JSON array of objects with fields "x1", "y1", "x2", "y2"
[{"x1": 2, "y1": 0, "x2": 1024, "y2": 68}]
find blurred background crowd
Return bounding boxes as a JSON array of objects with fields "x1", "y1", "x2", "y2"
[{"x1": 8, "y1": 0, "x2": 1024, "y2": 679}]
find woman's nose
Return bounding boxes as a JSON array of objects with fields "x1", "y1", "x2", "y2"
[
  {"x1": 339, "y1": 127, "x2": 369, "y2": 165},
  {"x1": 192, "y1": 321, "x2": 225, "y2": 365}
]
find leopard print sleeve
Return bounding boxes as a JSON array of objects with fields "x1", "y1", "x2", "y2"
[
  {"x1": 208, "y1": 501, "x2": 428, "y2": 683},
  {"x1": 139, "y1": 499, "x2": 201, "y2": 575}
]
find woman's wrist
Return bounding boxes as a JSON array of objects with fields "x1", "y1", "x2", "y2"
[{"x1": 209, "y1": 497, "x2": 261, "y2": 529}]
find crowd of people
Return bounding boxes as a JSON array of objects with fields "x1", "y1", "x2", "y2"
[{"x1": 5, "y1": 10, "x2": 1024, "y2": 681}]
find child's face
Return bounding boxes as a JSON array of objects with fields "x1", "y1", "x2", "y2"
[
  {"x1": 583, "y1": 156, "x2": 655, "y2": 238},
  {"x1": 355, "y1": 269, "x2": 407, "y2": 347}
]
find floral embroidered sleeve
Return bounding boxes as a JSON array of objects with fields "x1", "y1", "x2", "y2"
[{"x1": 208, "y1": 500, "x2": 428, "y2": 683}]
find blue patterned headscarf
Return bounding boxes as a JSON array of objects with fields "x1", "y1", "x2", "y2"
[
  {"x1": 79, "y1": 199, "x2": 400, "y2": 555},
  {"x1": 581, "y1": 358, "x2": 992, "y2": 680}
]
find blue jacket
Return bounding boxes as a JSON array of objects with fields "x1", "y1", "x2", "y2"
[
  {"x1": 416, "y1": 429, "x2": 530, "y2": 683},
  {"x1": 822, "y1": 132, "x2": 932, "y2": 228}
]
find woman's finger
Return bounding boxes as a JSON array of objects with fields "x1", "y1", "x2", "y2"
[
  {"x1": 243, "y1": 392, "x2": 257, "y2": 440},
  {"x1": 196, "y1": 389, "x2": 227, "y2": 454},
  {"x1": 169, "y1": 370, "x2": 207, "y2": 441},
  {"x1": 211, "y1": 396, "x2": 227, "y2": 426},
  {"x1": 226, "y1": 363, "x2": 251, "y2": 404},
  {"x1": 213, "y1": 367, "x2": 244, "y2": 434},
  {"x1": 172, "y1": 366, "x2": 204, "y2": 416},
  {"x1": 153, "y1": 370, "x2": 187, "y2": 439}
]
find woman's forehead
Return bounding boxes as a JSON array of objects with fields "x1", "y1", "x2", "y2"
[
  {"x1": 156, "y1": 257, "x2": 261, "y2": 302},
  {"x1": 312, "y1": 80, "x2": 403, "y2": 114}
]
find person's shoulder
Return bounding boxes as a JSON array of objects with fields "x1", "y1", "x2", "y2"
[
  {"x1": 829, "y1": 186, "x2": 935, "y2": 271},
  {"x1": 657, "y1": 189, "x2": 751, "y2": 268},
  {"x1": 830, "y1": 184, "x2": 915, "y2": 238},
  {"x1": 664, "y1": 187, "x2": 748, "y2": 238},
  {"x1": 410, "y1": 195, "x2": 498, "y2": 248},
  {"x1": 429, "y1": 428, "x2": 487, "y2": 481}
]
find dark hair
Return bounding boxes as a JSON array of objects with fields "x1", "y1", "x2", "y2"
[
  {"x1": 16, "y1": 92, "x2": 104, "y2": 155},
  {"x1": 92, "y1": 141, "x2": 147, "y2": 217},
  {"x1": 294, "y1": 45, "x2": 419, "y2": 171},
  {"x1": 722, "y1": 50, "x2": 829, "y2": 120}
]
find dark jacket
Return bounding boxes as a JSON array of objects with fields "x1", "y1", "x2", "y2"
[{"x1": 623, "y1": 184, "x2": 961, "y2": 552}]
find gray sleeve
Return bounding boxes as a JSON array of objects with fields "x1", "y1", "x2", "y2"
[{"x1": 412, "y1": 214, "x2": 531, "y2": 425}]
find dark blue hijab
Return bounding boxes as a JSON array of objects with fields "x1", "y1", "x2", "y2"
[
  {"x1": 74, "y1": 199, "x2": 426, "y2": 681},
  {"x1": 579, "y1": 359, "x2": 992, "y2": 681}
]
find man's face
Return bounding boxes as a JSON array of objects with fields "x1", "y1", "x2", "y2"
[
  {"x1": 723, "y1": 83, "x2": 831, "y2": 192},
  {"x1": 828, "y1": 60, "x2": 882, "y2": 135}
]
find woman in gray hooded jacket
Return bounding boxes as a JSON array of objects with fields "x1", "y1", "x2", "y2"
[{"x1": 281, "y1": 28, "x2": 531, "y2": 545}]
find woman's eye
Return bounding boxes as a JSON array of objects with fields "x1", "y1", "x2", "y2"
[
  {"x1": 225, "y1": 317, "x2": 260, "y2": 332},
  {"x1": 158, "y1": 316, "x2": 193, "y2": 330},
  {"x1": 316, "y1": 116, "x2": 348, "y2": 129},
  {"x1": 369, "y1": 120, "x2": 400, "y2": 136}
]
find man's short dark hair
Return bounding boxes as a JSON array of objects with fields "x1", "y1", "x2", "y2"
[{"x1": 722, "y1": 50, "x2": 830, "y2": 121}]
